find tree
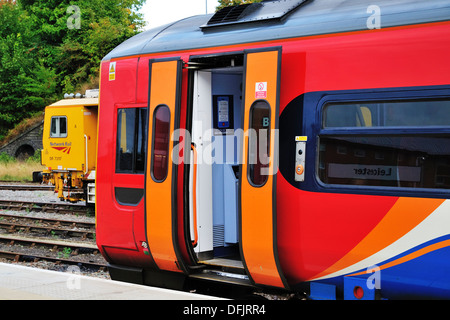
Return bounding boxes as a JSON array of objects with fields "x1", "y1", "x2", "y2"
[
  {"x1": 216, "y1": 0, "x2": 263, "y2": 11},
  {"x1": 19, "y1": 0, "x2": 145, "y2": 93},
  {"x1": 0, "y1": 0, "x2": 144, "y2": 139},
  {"x1": 0, "y1": 2, "x2": 56, "y2": 138}
]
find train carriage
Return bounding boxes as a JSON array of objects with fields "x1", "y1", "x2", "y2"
[
  {"x1": 41, "y1": 93, "x2": 98, "y2": 204},
  {"x1": 96, "y1": 0, "x2": 450, "y2": 299}
]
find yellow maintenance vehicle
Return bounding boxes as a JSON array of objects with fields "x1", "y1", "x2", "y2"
[{"x1": 41, "y1": 90, "x2": 98, "y2": 204}]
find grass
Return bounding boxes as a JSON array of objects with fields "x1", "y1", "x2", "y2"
[{"x1": 0, "y1": 151, "x2": 45, "y2": 182}]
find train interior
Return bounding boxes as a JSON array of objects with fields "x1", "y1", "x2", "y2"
[{"x1": 188, "y1": 54, "x2": 245, "y2": 272}]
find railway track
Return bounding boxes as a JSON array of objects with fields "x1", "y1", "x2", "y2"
[
  {"x1": 0, "y1": 185, "x2": 106, "y2": 273},
  {"x1": 0, "y1": 199, "x2": 91, "y2": 216},
  {"x1": 0, "y1": 212, "x2": 95, "y2": 240},
  {"x1": 0, "y1": 184, "x2": 53, "y2": 191},
  {"x1": 0, "y1": 235, "x2": 106, "y2": 271}
]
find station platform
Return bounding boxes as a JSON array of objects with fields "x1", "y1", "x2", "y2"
[{"x1": 0, "y1": 263, "x2": 221, "y2": 300}]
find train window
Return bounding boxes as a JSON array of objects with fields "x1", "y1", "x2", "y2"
[
  {"x1": 135, "y1": 108, "x2": 147, "y2": 172},
  {"x1": 116, "y1": 108, "x2": 147, "y2": 174},
  {"x1": 50, "y1": 116, "x2": 67, "y2": 138},
  {"x1": 323, "y1": 99, "x2": 450, "y2": 128},
  {"x1": 151, "y1": 105, "x2": 170, "y2": 182},
  {"x1": 248, "y1": 100, "x2": 271, "y2": 186},
  {"x1": 319, "y1": 98, "x2": 450, "y2": 190}
]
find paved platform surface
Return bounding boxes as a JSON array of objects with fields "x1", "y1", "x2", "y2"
[{"x1": 0, "y1": 263, "x2": 220, "y2": 300}]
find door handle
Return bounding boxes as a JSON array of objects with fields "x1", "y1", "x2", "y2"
[{"x1": 191, "y1": 143, "x2": 198, "y2": 248}]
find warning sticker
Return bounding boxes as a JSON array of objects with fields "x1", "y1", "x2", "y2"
[
  {"x1": 255, "y1": 82, "x2": 267, "y2": 99},
  {"x1": 109, "y1": 62, "x2": 116, "y2": 81},
  {"x1": 295, "y1": 136, "x2": 308, "y2": 142}
]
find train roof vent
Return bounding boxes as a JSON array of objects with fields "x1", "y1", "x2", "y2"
[
  {"x1": 202, "y1": 0, "x2": 309, "y2": 29},
  {"x1": 206, "y1": 4, "x2": 257, "y2": 25}
]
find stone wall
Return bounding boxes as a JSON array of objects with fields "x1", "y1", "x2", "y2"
[{"x1": 0, "y1": 121, "x2": 44, "y2": 159}]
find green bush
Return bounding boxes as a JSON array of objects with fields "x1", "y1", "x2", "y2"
[
  {"x1": 0, "y1": 152, "x2": 15, "y2": 164},
  {"x1": 26, "y1": 149, "x2": 41, "y2": 164}
]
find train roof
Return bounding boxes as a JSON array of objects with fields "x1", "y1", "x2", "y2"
[
  {"x1": 48, "y1": 98, "x2": 98, "y2": 108},
  {"x1": 103, "y1": 0, "x2": 450, "y2": 61}
]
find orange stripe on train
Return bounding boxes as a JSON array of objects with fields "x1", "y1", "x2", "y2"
[{"x1": 309, "y1": 197, "x2": 445, "y2": 281}]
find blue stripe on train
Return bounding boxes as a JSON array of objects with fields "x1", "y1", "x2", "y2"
[{"x1": 311, "y1": 235, "x2": 450, "y2": 299}]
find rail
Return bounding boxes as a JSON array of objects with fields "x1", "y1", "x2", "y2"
[
  {"x1": 0, "y1": 184, "x2": 53, "y2": 191},
  {"x1": 0, "y1": 199, "x2": 90, "y2": 216}
]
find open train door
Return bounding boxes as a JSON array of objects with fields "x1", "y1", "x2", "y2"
[
  {"x1": 241, "y1": 47, "x2": 288, "y2": 289},
  {"x1": 145, "y1": 58, "x2": 186, "y2": 275}
]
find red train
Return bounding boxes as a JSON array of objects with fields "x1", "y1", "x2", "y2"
[{"x1": 96, "y1": 0, "x2": 450, "y2": 299}]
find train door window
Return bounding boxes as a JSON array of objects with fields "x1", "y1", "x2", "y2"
[
  {"x1": 319, "y1": 97, "x2": 450, "y2": 190},
  {"x1": 116, "y1": 108, "x2": 147, "y2": 173},
  {"x1": 151, "y1": 105, "x2": 170, "y2": 182},
  {"x1": 248, "y1": 100, "x2": 271, "y2": 186},
  {"x1": 50, "y1": 116, "x2": 67, "y2": 138},
  {"x1": 135, "y1": 108, "x2": 147, "y2": 172}
]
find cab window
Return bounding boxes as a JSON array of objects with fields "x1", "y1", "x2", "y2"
[{"x1": 50, "y1": 116, "x2": 67, "y2": 138}]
